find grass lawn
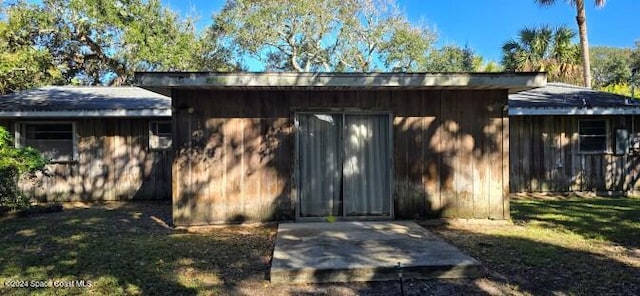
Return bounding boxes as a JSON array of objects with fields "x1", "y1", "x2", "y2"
[
  {"x1": 427, "y1": 196, "x2": 640, "y2": 295},
  {"x1": 0, "y1": 202, "x2": 277, "y2": 296},
  {"x1": 1, "y1": 197, "x2": 639, "y2": 295}
]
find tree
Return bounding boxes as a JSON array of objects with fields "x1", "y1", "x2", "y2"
[
  {"x1": 425, "y1": 45, "x2": 481, "y2": 72},
  {"x1": 590, "y1": 46, "x2": 632, "y2": 88},
  {"x1": 0, "y1": 126, "x2": 46, "y2": 210},
  {"x1": 587, "y1": 43, "x2": 640, "y2": 97},
  {"x1": 1, "y1": 0, "x2": 237, "y2": 87},
  {"x1": 628, "y1": 41, "x2": 640, "y2": 98},
  {"x1": 535, "y1": 0, "x2": 606, "y2": 88},
  {"x1": 0, "y1": 4, "x2": 64, "y2": 94},
  {"x1": 213, "y1": 0, "x2": 436, "y2": 72},
  {"x1": 502, "y1": 25, "x2": 582, "y2": 84},
  {"x1": 503, "y1": 26, "x2": 552, "y2": 71},
  {"x1": 481, "y1": 61, "x2": 503, "y2": 72},
  {"x1": 598, "y1": 83, "x2": 638, "y2": 98},
  {"x1": 380, "y1": 23, "x2": 437, "y2": 72},
  {"x1": 631, "y1": 41, "x2": 640, "y2": 72},
  {"x1": 0, "y1": 42, "x2": 64, "y2": 95}
]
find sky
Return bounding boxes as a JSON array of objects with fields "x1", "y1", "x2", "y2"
[{"x1": 162, "y1": 0, "x2": 640, "y2": 69}]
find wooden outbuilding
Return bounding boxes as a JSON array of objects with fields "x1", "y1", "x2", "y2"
[
  {"x1": 0, "y1": 86, "x2": 172, "y2": 201},
  {"x1": 136, "y1": 72, "x2": 544, "y2": 225},
  {"x1": 509, "y1": 83, "x2": 640, "y2": 193}
]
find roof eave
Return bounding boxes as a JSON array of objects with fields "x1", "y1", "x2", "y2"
[
  {"x1": 134, "y1": 72, "x2": 546, "y2": 96},
  {"x1": 509, "y1": 107, "x2": 640, "y2": 116},
  {"x1": 0, "y1": 109, "x2": 171, "y2": 118}
]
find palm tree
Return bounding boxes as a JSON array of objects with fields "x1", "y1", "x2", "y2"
[
  {"x1": 535, "y1": 0, "x2": 606, "y2": 88},
  {"x1": 502, "y1": 27, "x2": 553, "y2": 72},
  {"x1": 549, "y1": 26, "x2": 582, "y2": 83},
  {"x1": 502, "y1": 25, "x2": 582, "y2": 84}
]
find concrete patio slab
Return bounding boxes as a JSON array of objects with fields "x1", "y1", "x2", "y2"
[{"x1": 270, "y1": 221, "x2": 481, "y2": 284}]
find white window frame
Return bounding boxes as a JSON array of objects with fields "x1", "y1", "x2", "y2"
[
  {"x1": 149, "y1": 121, "x2": 172, "y2": 150},
  {"x1": 578, "y1": 119, "x2": 609, "y2": 154},
  {"x1": 15, "y1": 121, "x2": 78, "y2": 162}
]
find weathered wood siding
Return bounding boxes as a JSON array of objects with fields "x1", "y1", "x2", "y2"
[
  {"x1": 172, "y1": 89, "x2": 509, "y2": 225},
  {"x1": 0, "y1": 118, "x2": 172, "y2": 201},
  {"x1": 510, "y1": 115, "x2": 640, "y2": 193}
]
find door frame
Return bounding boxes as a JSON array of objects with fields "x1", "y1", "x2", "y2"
[{"x1": 293, "y1": 110, "x2": 394, "y2": 222}]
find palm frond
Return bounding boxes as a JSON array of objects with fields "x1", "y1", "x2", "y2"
[
  {"x1": 536, "y1": 0, "x2": 606, "y2": 8},
  {"x1": 534, "y1": 0, "x2": 557, "y2": 6},
  {"x1": 501, "y1": 39, "x2": 520, "y2": 52}
]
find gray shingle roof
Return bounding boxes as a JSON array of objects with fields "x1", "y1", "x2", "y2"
[
  {"x1": 0, "y1": 86, "x2": 170, "y2": 117},
  {"x1": 509, "y1": 83, "x2": 640, "y2": 115}
]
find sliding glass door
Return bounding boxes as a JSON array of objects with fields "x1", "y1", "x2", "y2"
[
  {"x1": 296, "y1": 113, "x2": 391, "y2": 219},
  {"x1": 297, "y1": 114, "x2": 343, "y2": 217},
  {"x1": 343, "y1": 114, "x2": 391, "y2": 217}
]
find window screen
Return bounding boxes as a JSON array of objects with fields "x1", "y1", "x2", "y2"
[
  {"x1": 150, "y1": 121, "x2": 172, "y2": 149},
  {"x1": 579, "y1": 120, "x2": 607, "y2": 153},
  {"x1": 23, "y1": 123, "x2": 74, "y2": 161}
]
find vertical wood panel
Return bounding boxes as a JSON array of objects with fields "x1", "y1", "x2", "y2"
[
  {"x1": 207, "y1": 90, "x2": 224, "y2": 219},
  {"x1": 4, "y1": 88, "x2": 516, "y2": 222},
  {"x1": 510, "y1": 115, "x2": 640, "y2": 194},
  {"x1": 571, "y1": 118, "x2": 582, "y2": 191},
  {"x1": 523, "y1": 117, "x2": 532, "y2": 192},
  {"x1": 489, "y1": 95, "x2": 507, "y2": 219},
  {"x1": 508, "y1": 117, "x2": 519, "y2": 193},
  {"x1": 393, "y1": 92, "x2": 414, "y2": 218},
  {"x1": 243, "y1": 121, "x2": 262, "y2": 220},
  {"x1": 438, "y1": 91, "x2": 457, "y2": 217},
  {"x1": 167, "y1": 88, "x2": 511, "y2": 224},
  {"x1": 408, "y1": 91, "x2": 426, "y2": 218},
  {"x1": 458, "y1": 91, "x2": 475, "y2": 217},
  {"x1": 531, "y1": 118, "x2": 540, "y2": 192},
  {"x1": 557, "y1": 117, "x2": 568, "y2": 191},
  {"x1": 7, "y1": 117, "x2": 170, "y2": 202},
  {"x1": 422, "y1": 90, "x2": 441, "y2": 217},
  {"x1": 502, "y1": 109, "x2": 510, "y2": 219},
  {"x1": 474, "y1": 92, "x2": 489, "y2": 218},
  {"x1": 564, "y1": 117, "x2": 572, "y2": 190},
  {"x1": 542, "y1": 117, "x2": 552, "y2": 191}
]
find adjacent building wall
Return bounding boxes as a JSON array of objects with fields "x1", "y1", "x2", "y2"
[
  {"x1": 0, "y1": 118, "x2": 172, "y2": 201},
  {"x1": 510, "y1": 115, "x2": 640, "y2": 193},
  {"x1": 172, "y1": 89, "x2": 509, "y2": 225}
]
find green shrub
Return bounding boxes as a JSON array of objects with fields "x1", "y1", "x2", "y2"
[
  {"x1": 598, "y1": 83, "x2": 639, "y2": 98},
  {"x1": 0, "y1": 126, "x2": 47, "y2": 210}
]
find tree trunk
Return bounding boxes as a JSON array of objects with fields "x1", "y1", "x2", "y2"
[{"x1": 575, "y1": 0, "x2": 592, "y2": 88}]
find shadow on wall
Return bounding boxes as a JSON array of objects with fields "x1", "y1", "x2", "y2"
[
  {"x1": 171, "y1": 89, "x2": 508, "y2": 225},
  {"x1": 173, "y1": 109, "x2": 293, "y2": 225},
  {"x1": 20, "y1": 118, "x2": 172, "y2": 202},
  {"x1": 393, "y1": 90, "x2": 508, "y2": 220},
  {"x1": 510, "y1": 115, "x2": 640, "y2": 193}
]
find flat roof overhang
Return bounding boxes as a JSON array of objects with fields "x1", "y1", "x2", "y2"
[
  {"x1": 509, "y1": 107, "x2": 640, "y2": 116},
  {"x1": 134, "y1": 72, "x2": 546, "y2": 96},
  {"x1": 0, "y1": 109, "x2": 171, "y2": 118}
]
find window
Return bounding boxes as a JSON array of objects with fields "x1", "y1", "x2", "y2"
[
  {"x1": 579, "y1": 120, "x2": 607, "y2": 153},
  {"x1": 21, "y1": 123, "x2": 75, "y2": 162},
  {"x1": 150, "y1": 121, "x2": 172, "y2": 149}
]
